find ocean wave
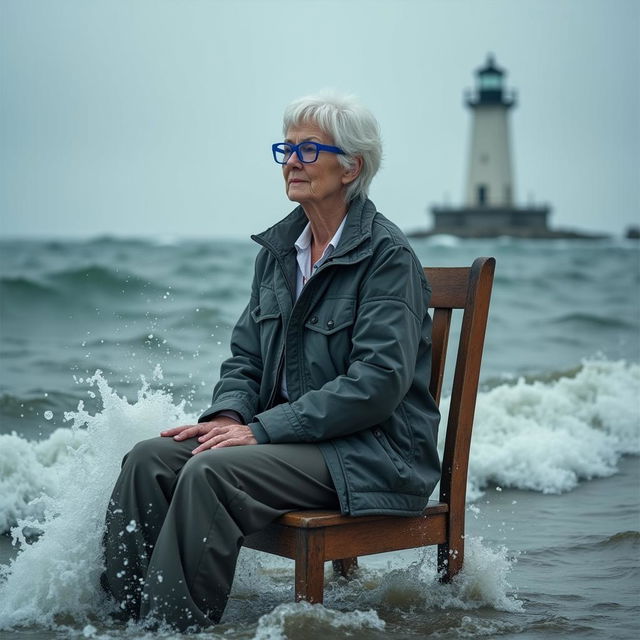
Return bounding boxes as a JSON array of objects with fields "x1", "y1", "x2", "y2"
[
  {"x1": 47, "y1": 265, "x2": 169, "y2": 297},
  {"x1": 0, "y1": 359, "x2": 636, "y2": 629},
  {"x1": 1, "y1": 266, "x2": 248, "y2": 320},
  {"x1": 456, "y1": 358, "x2": 640, "y2": 499},
  {"x1": 166, "y1": 306, "x2": 238, "y2": 331},
  {"x1": 0, "y1": 268, "x2": 169, "y2": 314},
  {"x1": 83, "y1": 332, "x2": 177, "y2": 350},
  {"x1": 422, "y1": 234, "x2": 462, "y2": 248},
  {"x1": 526, "y1": 530, "x2": 640, "y2": 557},
  {"x1": 0, "y1": 390, "x2": 83, "y2": 421},
  {"x1": 1, "y1": 359, "x2": 637, "y2": 538},
  {"x1": 252, "y1": 602, "x2": 386, "y2": 640},
  {"x1": 0, "y1": 275, "x2": 59, "y2": 299},
  {"x1": 549, "y1": 312, "x2": 635, "y2": 330}
]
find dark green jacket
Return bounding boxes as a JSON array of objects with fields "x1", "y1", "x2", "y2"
[{"x1": 200, "y1": 197, "x2": 440, "y2": 516}]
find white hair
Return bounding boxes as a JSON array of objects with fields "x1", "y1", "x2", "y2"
[{"x1": 282, "y1": 90, "x2": 382, "y2": 203}]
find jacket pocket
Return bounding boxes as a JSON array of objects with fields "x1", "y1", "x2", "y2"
[
  {"x1": 304, "y1": 296, "x2": 356, "y2": 335},
  {"x1": 370, "y1": 427, "x2": 414, "y2": 489},
  {"x1": 372, "y1": 427, "x2": 407, "y2": 473},
  {"x1": 302, "y1": 296, "x2": 356, "y2": 385},
  {"x1": 251, "y1": 287, "x2": 282, "y2": 323}
]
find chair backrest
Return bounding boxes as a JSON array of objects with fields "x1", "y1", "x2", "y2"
[{"x1": 424, "y1": 257, "x2": 496, "y2": 512}]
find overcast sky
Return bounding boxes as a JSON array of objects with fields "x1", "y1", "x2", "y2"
[{"x1": 1, "y1": 0, "x2": 638, "y2": 239}]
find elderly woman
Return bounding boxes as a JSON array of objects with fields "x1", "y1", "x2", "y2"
[{"x1": 101, "y1": 91, "x2": 440, "y2": 631}]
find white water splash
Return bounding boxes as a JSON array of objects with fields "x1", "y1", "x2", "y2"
[
  {"x1": 235, "y1": 535, "x2": 521, "y2": 639},
  {"x1": 0, "y1": 370, "x2": 194, "y2": 629},
  {"x1": 319, "y1": 536, "x2": 521, "y2": 615},
  {"x1": 0, "y1": 427, "x2": 88, "y2": 534}
]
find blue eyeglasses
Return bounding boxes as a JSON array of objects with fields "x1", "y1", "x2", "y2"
[{"x1": 272, "y1": 141, "x2": 345, "y2": 164}]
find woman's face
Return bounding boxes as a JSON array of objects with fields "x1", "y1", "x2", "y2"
[{"x1": 282, "y1": 121, "x2": 357, "y2": 210}]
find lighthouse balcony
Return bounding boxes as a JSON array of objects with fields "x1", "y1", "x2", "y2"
[{"x1": 465, "y1": 88, "x2": 516, "y2": 108}]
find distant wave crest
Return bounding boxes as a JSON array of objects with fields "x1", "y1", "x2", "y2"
[
  {"x1": 0, "y1": 266, "x2": 167, "y2": 312},
  {"x1": 550, "y1": 312, "x2": 635, "y2": 330}
]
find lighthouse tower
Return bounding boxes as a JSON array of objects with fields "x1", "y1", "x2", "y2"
[
  {"x1": 465, "y1": 55, "x2": 516, "y2": 208},
  {"x1": 429, "y1": 54, "x2": 550, "y2": 237}
]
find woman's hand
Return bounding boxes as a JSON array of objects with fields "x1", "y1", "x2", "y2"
[{"x1": 160, "y1": 416, "x2": 257, "y2": 454}]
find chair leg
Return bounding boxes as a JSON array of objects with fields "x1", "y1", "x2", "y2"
[
  {"x1": 294, "y1": 529, "x2": 325, "y2": 603},
  {"x1": 438, "y1": 540, "x2": 464, "y2": 582},
  {"x1": 332, "y1": 557, "x2": 358, "y2": 578}
]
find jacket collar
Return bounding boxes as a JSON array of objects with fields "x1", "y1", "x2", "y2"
[{"x1": 252, "y1": 197, "x2": 377, "y2": 263}]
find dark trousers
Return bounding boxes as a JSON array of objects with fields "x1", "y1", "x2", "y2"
[{"x1": 101, "y1": 437, "x2": 339, "y2": 631}]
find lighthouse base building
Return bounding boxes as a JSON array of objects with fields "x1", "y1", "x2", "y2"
[{"x1": 430, "y1": 203, "x2": 551, "y2": 238}]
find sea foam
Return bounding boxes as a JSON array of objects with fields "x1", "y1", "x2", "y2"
[
  {"x1": 458, "y1": 358, "x2": 640, "y2": 500},
  {"x1": 0, "y1": 358, "x2": 637, "y2": 629},
  {"x1": 0, "y1": 427, "x2": 88, "y2": 534},
  {"x1": 252, "y1": 602, "x2": 386, "y2": 640}
]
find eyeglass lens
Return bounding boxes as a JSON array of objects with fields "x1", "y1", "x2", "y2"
[{"x1": 274, "y1": 143, "x2": 319, "y2": 164}]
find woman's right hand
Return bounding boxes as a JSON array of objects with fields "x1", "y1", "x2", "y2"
[{"x1": 160, "y1": 415, "x2": 241, "y2": 441}]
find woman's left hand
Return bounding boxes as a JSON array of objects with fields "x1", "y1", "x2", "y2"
[{"x1": 191, "y1": 423, "x2": 258, "y2": 454}]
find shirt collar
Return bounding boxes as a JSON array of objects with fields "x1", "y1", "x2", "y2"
[{"x1": 294, "y1": 215, "x2": 348, "y2": 257}]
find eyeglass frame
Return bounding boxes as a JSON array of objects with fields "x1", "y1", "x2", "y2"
[{"x1": 271, "y1": 141, "x2": 346, "y2": 164}]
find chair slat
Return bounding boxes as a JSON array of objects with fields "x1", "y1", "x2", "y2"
[
  {"x1": 425, "y1": 267, "x2": 470, "y2": 309},
  {"x1": 429, "y1": 307, "x2": 452, "y2": 404}
]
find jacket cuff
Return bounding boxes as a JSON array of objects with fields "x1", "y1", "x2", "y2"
[
  {"x1": 198, "y1": 395, "x2": 255, "y2": 424},
  {"x1": 254, "y1": 402, "x2": 306, "y2": 443},
  {"x1": 205, "y1": 410, "x2": 243, "y2": 423},
  {"x1": 248, "y1": 421, "x2": 270, "y2": 443}
]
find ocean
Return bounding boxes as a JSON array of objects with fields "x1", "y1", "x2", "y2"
[{"x1": 0, "y1": 235, "x2": 638, "y2": 639}]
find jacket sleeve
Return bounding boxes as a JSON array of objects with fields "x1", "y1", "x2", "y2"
[
  {"x1": 198, "y1": 271, "x2": 264, "y2": 425},
  {"x1": 250, "y1": 244, "x2": 429, "y2": 442}
]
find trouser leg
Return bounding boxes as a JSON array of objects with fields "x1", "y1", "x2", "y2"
[
  {"x1": 101, "y1": 436, "x2": 194, "y2": 617},
  {"x1": 102, "y1": 437, "x2": 338, "y2": 631}
]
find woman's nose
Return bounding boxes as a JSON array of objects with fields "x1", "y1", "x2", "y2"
[{"x1": 285, "y1": 151, "x2": 302, "y2": 167}]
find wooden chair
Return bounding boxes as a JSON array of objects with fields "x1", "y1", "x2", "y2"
[{"x1": 243, "y1": 256, "x2": 496, "y2": 604}]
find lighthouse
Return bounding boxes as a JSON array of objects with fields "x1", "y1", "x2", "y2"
[
  {"x1": 465, "y1": 54, "x2": 516, "y2": 208},
  {"x1": 429, "y1": 55, "x2": 551, "y2": 237}
]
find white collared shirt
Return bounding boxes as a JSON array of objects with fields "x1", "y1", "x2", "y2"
[{"x1": 293, "y1": 216, "x2": 347, "y2": 298}]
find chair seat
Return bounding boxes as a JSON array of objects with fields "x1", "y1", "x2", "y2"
[
  {"x1": 277, "y1": 500, "x2": 448, "y2": 528},
  {"x1": 244, "y1": 501, "x2": 450, "y2": 561}
]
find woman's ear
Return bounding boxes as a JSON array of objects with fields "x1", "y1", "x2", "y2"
[{"x1": 342, "y1": 156, "x2": 363, "y2": 185}]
